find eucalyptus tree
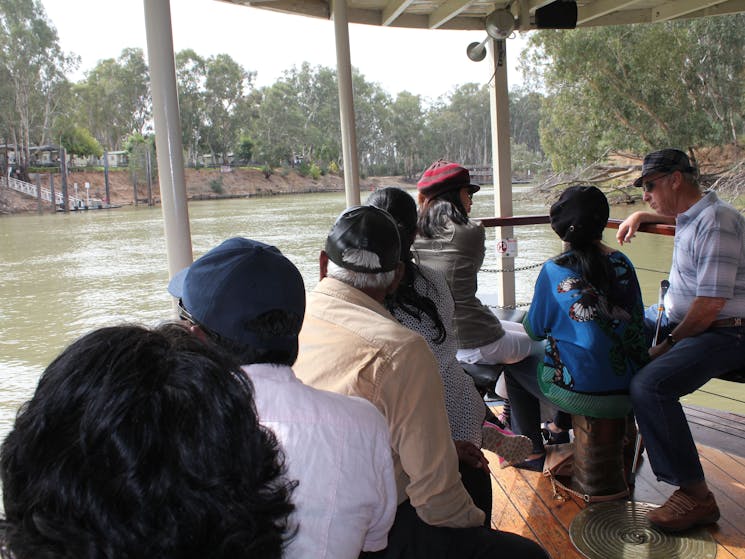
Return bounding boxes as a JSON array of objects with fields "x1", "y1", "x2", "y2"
[
  {"x1": 175, "y1": 49, "x2": 208, "y2": 167},
  {"x1": 284, "y1": 63, "x2": 341, "y2": 167},
  {"x1": 200, "y1": 54, "x2": 255, "y2": 164},
  {"x1": 388, "y1": 91, "x2": 425, "y2": 178},
  {"x1": 252, "y1": 80, "x2": 307, "y2": 167},
  {"x1": 252, "y1": 63, "x2": 343, "y2": 169},
  {"x1": 352, "y1": 71, "x2": 391, "y2": 176},
  {"x1": 424, "y1": 83, "x2": 490, "y2": 165},
  {"x1": 682, "y1": 15, "x2": 745, "y2": 146},
  {"x1": 0, "y1": 0, "x2": 76, "y2": 170},
  {"x1": 524, "y1": 17, "x2": 745, "y2": 170},
  {"x1": 73, "y1": 48, "x2": 151, "y2": 151},
  {"x1": 509, "y1": 87, "x2": 543, "y2": 153}
]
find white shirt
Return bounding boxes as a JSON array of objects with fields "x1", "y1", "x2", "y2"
[{"x1": 243, "y1": 363, "x2": 396, "y2": 559}]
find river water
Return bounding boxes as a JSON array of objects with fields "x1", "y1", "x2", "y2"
[{"x1": 1, "y1": 185, "x2": 743, "y2": 450}]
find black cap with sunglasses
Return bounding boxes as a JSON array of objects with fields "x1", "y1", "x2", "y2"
[{"x1": 633, "y1": 148, "x2": 698, "y2": 189}]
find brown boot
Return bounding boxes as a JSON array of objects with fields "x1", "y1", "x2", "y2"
[{"x1": 647, "y1": 490, "x2": 720, "y2": 532}]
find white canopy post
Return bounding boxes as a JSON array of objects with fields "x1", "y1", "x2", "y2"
[
  {"x1": 332, "y1": 0, "x2": 361, "y2": 207},
  {"x1": 488, "y1": 37, "x2": 516, "y2": 308},
  {"x1": 143, "y1": 0, "x2": 193, "y2": 287}
]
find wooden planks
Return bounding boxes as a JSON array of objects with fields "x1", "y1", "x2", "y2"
[{"x1": 486, "y1": 406, "x2": 745, "y2": 558}]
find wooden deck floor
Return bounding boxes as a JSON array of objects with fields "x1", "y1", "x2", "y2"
[{"x1": 485, "y1": 405, "x2": 745, "y2": 559}]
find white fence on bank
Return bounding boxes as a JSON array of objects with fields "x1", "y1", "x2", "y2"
[{"x1": 1, "y1": 175, "x2": 81, "y2": 207}]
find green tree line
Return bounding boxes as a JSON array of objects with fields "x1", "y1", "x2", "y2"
[
  {"x1": 2, "y1": 0, "x2": 743, "y2": 180},
  {"x1": 0, "y1": 0, "x2": 546, "y2": 180}
]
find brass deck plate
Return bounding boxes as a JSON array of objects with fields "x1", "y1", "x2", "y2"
[{"x1": 569, "y1": 501, "x2": 717, "y2": 559}]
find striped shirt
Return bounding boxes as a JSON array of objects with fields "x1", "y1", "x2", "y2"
[{"x1": 666, "y1": 191, "x2": 745, "y2": 323}]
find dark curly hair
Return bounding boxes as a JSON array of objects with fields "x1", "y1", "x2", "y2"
[{"x1": 1, "y1": 323, "x2": 296, "y2": 559}]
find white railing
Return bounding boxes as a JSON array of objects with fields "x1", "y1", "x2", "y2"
[{"x1": 1, "y1": 175, "x2": 81, "y2": 207}]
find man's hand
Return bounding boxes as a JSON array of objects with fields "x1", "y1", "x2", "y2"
[
  {"x1": 648, "y1": 339, "x2": 671, "y2": 360},
  {"x1": 648, "y1": 296, "x2": 726, "y2": 360},
  {"x1": 617, "y1": 212, "x2": 644, "y2": 245},
  {"x1": 616, "y1": 212, "x2": 674, "y2": 245},
  {"x1": 454, "y1": 440, "x2": 490, "y2": 473}
]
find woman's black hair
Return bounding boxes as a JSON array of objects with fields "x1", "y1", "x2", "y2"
[
  {"x1": 366, "y1": 187, "x2": 446, "y2": 344},
  {"x1": 554, "y1": 242, "x2": 622, "y2": 310},
  {"x1": 417, "y1": 188, "x2": 469, "y2": 238},
  {"x1": 551, "y1": 186, "x2": 621, "y2": 311}
]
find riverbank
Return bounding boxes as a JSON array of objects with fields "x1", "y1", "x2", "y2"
[{"x1": 0, "y1": 167, "x2": 415, "y2": 214}]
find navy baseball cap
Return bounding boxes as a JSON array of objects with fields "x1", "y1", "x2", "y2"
[
  {"x1": 633, "y1": 148, "x2": 697, "y2": 187},
  {"x1": 168, "y1": 237, "x2": 305, "y2": 350},
  {"x1": 325, "y1": 206, "x2": 401, "y2": 273}
]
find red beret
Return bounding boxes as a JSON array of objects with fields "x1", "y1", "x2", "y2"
[{"x1": 417, "y1": 159, "x2": 480, "y2": 200}]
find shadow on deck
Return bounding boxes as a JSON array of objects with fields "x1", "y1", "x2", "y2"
[{"x1": 487, "y1": 404, "x2": 745, "y2": 558}]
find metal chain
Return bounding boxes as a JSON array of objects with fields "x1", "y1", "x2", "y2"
[
  {"x1": 486, "y1": 302, "x2": 533, "y2": 310},
  {"x1": 482, "y1": 262, "x2": 669, "y2": 276},
  {"x1": 480, "y1": 262, "x2": 545, "y2": 273},
  {"x1": 632, "y1": 266, "x2": 670, "y2": 275}
]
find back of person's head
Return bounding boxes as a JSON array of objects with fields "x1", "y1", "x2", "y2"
[
  {"x1": 0, "y1": 324, "x2": 295, "y2": 559},
  {"x1": 324, "y1": 205, "x2": 401, "y2": 291},
  {"x1": 366, "y1": 187, "x2": 417, "y2": 262},
  {"x1": 168, "y1": 237, "x2": 306, "y2": 366},
  {"x1": 366, "y1": 187, "x2": 446, "y2": 343},
  {"x1": 550, "y1": 185, "x2": 620, "y2": 309},
  {"x1": 549, "y1": 185, "x2": 609, "y2": 249},
  {"x1": 416, "y1": 159, "x2": 479, "y2": 237}
]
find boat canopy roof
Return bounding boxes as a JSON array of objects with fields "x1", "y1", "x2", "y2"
[{"x1": 219, "y1": 0, "x2": 745, "y2": 30}]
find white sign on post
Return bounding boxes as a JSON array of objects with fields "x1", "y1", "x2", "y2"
[{"x1": 496, "y1": 238, "x2": 518, "y2": 258}]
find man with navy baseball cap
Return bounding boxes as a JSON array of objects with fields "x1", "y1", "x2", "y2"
[
  {"x1": 618, "y1": 149, "x2": 745, "y2": 531},
  {"x1": 169, "y1": 237, "x2": 396, "y2": 559}
]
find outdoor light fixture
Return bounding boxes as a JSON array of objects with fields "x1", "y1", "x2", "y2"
[
  {"x1": 467, "y1": 7, "x2": 515, "y2": 63},
  {"x1": 466, "y1": 37, "x2": 488, "y2": 61},
  {"x1": 466, "y1": 1, "x2": 576, "y2": 63},
  {"x1": 485, "y1": 8, "x2": 515, "y2": 40}
]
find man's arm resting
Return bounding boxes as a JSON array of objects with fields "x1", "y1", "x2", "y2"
[{"x1": 617, "y1": 211, "x2": 675, "y2": 245}]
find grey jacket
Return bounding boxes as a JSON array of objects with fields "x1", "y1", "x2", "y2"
[{"x1": 413, "y1": 219, "x2": 504, "y2": 349}]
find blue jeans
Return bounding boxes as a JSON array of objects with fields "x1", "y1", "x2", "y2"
[{"x1": 630, "y1": 316, "x2": 745, "y2": 487}]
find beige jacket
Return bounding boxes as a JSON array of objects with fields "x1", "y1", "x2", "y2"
[{"x1": 295, "y1": 277, "x2": 485, "y2": 528}]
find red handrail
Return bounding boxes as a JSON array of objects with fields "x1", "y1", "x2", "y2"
[{"x1": 479, "y1": 215, "x2": 675, "y2": 237}]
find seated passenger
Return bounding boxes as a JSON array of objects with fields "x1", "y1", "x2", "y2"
[
  {"x1": 413, "y1": 159, "x2": 533, "y2": 366},
  {"x1": 294, "y1": 206, "x2": 548, "y2": 559},
  {"x1": 0, "y1": 324, "x2": 294, "y2": 559},
  {"x1": 618, "y1": 148, "x2": 745, "y2": 531},
  {"x1": 503, "y1": 186, "x2": 648, "y2": 469},
  {"x1": 168, "y1": 237, "x2": 396, "y2": 559},
  {"x1": 366, "y1": 186, "x2": 531, "y2": 520}
]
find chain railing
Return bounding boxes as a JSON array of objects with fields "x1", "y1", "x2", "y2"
[{"x1": 476, "y1": 216, "x2": 675, "y2": 310}]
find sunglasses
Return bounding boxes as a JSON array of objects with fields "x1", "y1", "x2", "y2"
[
  {"x1": 641, "y1": 173, "x2": 670, "y2": 193},
  {"x1": 177, "y1": 299, "x2": 197, "y2": 324}
]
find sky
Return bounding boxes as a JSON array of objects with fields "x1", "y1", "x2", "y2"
[{"x1": 40, "y1": 0, "x2": 529, "y2": 102}]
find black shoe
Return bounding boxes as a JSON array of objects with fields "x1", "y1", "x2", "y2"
[
  {"x1": 512, "y1": 454, "x2": 546, "y2": 472},
  {"x1": 542, "y1": 426, "x2": 570, "y2": 445}
]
